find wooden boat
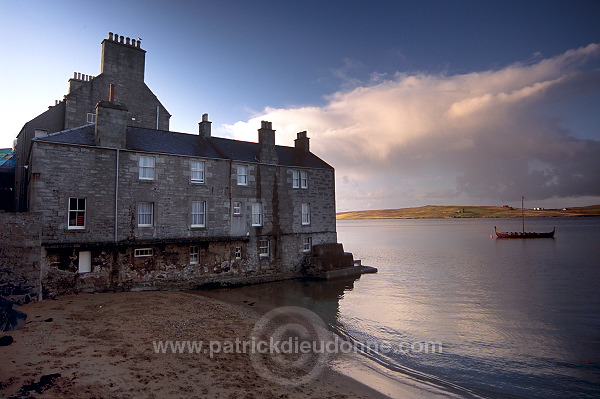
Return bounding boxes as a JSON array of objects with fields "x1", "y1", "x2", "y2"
[
  {"x1": 494, "y1": 226, "x2": 555, "y2": 238},
  {"x1": 494, "y1": 196, "x2": 555, "y2": 238}
]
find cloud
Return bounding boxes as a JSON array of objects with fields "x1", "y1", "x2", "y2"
[{"x1": 223, "y1": 44, "x2": 600, "y2": 210}]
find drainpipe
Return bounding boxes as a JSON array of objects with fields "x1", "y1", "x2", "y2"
[{"x1": 114, "y1": 149, "x2": 120, "y2": 242}]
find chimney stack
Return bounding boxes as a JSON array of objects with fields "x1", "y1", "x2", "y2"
[
  {"x1": 294, "y1": 131, "x2": 310, "y2": 152},
  {"x1": 198, "y1": 113, "x2": 212, "y2": 138},
  {"x1": 94, "y1": 84, "x2": 128, "y2": 148},
  {"x1": 258, "y1": 121, "x2": 278, "y2": 165},
  {"x1": 101, "y1": 32, "x2": 146, "y2": 82}
]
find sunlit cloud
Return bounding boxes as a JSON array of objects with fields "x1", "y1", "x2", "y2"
[{"x1": 223, "y1": 44, "x2": 600, "y2": 211}]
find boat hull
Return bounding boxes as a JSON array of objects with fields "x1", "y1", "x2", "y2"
[{"x1": 494, "y1": 226, "x2": 555, "y2": 238}]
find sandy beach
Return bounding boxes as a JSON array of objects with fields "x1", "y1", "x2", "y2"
[{"x1": 0, "y1": 291, "x2": 398, "y2": 398}]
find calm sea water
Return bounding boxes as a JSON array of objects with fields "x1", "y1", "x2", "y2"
[
  {"x1": 334, "y1": 217, "x2": 600, "y2": 398},
  {"x1": 199, "y1": 217, "x2": 600, "y2": 398}
]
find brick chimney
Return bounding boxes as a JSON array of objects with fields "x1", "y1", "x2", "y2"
[
  {"x1": 198, "y1": 113, "x2": 211, "y2": 138},
  {"x1": 258, "y1": 121, "x2": 278, "y2": 165},
  {"x1": 101, "y1": 32, "x2": 146, "y2": 82},
  {"x1": 294, "y1": 131, "x2": 310, "y2": 152},
  {"x1": 94, "y1": 85, "x2": 128, "y2": 148}
]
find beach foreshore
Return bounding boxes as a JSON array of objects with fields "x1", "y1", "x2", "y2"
[{"x1": 0, "y1": 291, "x2": 445, "y2": 399}]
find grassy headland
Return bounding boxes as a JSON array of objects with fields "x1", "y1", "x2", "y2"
[{"x1": 336, "y1": 205, "x2": 600, "y2": 219}]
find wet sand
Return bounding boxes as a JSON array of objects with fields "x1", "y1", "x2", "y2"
[{"x1": 1, "y1": 291, "x2": 393, "y2": 398}]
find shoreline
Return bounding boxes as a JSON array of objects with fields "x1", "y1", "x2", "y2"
[
  {"x1": 0, "y1": 291, "x2": 396, "y2": 398},
  {"x1": 336, "y1": 205, "x2": 600, "y2": 220}
]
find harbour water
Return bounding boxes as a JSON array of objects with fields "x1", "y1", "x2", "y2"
[{"x1": 201, "y1": 217, "x2": 600, "y2": 398}]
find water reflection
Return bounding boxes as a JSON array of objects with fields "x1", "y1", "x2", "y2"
[{"x1": 195, "y1": 276, "x2": 362, "y2": 328}]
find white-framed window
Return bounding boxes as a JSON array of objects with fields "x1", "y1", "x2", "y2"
[
  {"x1": 292, "y1": 170, "x2": 308, "y2": 189},
  {"x1": 68, "y1": 197, "x2": 86, "y2": 229},
  {"x1": 134, "y1": 248, "x2": 153, "y2": 257},
  {"x1": 301, "y1": 203, "x2": 311, "y2": 225},
  {"x1": 252, "y1": 202, "x2": 263, "y2": 226},
  {"x1": 234, "y1": 246, "x2": 242, "y2": 259},
  {"x1": 237, "y1": 165, "x2": 248, "y2": 185},
  {"x1": 139, "y1": 156, "x2": 155, "y2": 180},
  {"x1": 259, "y1": 239, "x2": 270, "y2": 257},
  {"x1": 191, "y1": 201, "x2": 206, "y2": 228},
  {"x1": 190, "y1": 160, "x2": 205, "y2": 183},
  {"x1": 303, "y1": 237, "x2": 312, "y2": 253},
  {"x1": 137, "y1": 202, "x2": 153, "y2": 227},
  {"x1": 300, "y1": 171, "x2": 308, "y2": 189},
  {"x1": 190, "y1": 246, "x2": 199, "y2": 264},
  {"x1": 86, "y1": 113, "x2": 96, "y2": 124},
  {"x1": 233, "y1": 201, "x2": 242, "y2": 216}
]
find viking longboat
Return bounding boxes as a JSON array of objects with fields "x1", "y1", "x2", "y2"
[
  {"x1": 494, "y1": 196, "x2": 555, "y2": 238},
  {"x1": 494, "y1": 226, "x2": 555, "y2": 238}
]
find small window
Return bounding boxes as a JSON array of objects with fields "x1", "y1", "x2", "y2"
[
  {"x1": 68, "y1": 197, "x2": 86, "y2": 229},
  {"x1": 237, "y1": 165, "x2": 248, "y2": 185},
  {"x1": 252, "y1": 202, "x2": 263, "y2": 226},
  {"x1": 301, "y1": 203, "x2": 311, "y2": 225},
  {"x1": 233, "y1": 201, "x2": 242, "y2": 216},
  {"x1": 190, "y1": 246, "x2": 199, "y2": 264},
  {"x1": 300, "y1": 171, "x2": 308, "y2": 189},
  {"x1": 139, "y1": 156, "x2": 155, "y2": 180},
  {"x1": 234, "y1": 246, "x2": 242, "y2": 259},
  {"x1": 191, "y1": 161, "x2": 205, "y2": 183},
  {"x1": 191, "y1": 201, "x2": 206, "y2": 228},
  {"x1": 292, "y1": 170, "x2": 308, "y2": 189},
  {"x1": 86, "y1": 113, "x2": 96, "y2": 124},
  {"x1": 303, "y1": 237, "x2": 312, "y2": 253},
  {"x1": 259, "y1": 239, "x2": 270, "y2": 257},
  {"x1": 134, "y1": 248, "x2": 153, "y2": 257},
  {"x1": 137, "y1": 202, "x2": 153, "y2": 227}
]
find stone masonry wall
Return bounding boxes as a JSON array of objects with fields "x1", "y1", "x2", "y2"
[
  {"x1": 0, "y1": 212, "x2": 42, "y2": 304},
  {"x1": 27, "y1": 137, "x2": 339, "y2": 294}
]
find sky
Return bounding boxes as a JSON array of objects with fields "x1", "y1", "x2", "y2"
[{"x1": 1, "y1": 0, "x2": 599, "y2": 211}]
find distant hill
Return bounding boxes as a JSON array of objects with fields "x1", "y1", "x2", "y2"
[{"x1": 336, "y1": 205, "x2": 600, "y2": 219}]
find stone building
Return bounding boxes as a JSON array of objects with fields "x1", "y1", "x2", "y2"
[
  {"x1": 14, "y1": 33, "x2": 170, "y2": 212},
  {"x1": 8, "y1": 33, "x2": 347, "y2": 294}
]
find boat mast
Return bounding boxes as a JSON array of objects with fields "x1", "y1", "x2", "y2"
[{"x1": 521, "y1": 196, "x2": 525, "y2": 233}]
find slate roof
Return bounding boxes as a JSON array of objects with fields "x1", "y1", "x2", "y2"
[{"x1": 35, "y1": 126, "x2": 333, "y2": 170}]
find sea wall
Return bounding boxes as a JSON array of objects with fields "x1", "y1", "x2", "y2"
[{"x1": 0, "y1": 212, "x2": 43, "y2": 304}]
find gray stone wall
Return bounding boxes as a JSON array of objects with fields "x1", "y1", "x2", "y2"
[
  {"x1": 28, "y1": 137, "x2": 338, "y2": 293},
  {"x1": 0, "y1": 212, "x2": 42, "y2": 303},
  {"x1": 63, "y1": 76, "x2": 170, "y2": 131}
]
